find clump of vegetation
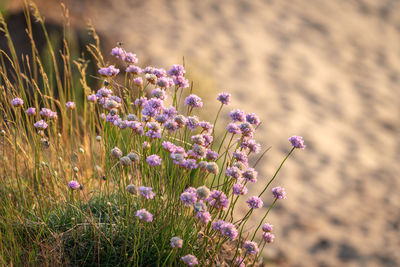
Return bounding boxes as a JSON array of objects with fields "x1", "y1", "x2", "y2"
[{"x1": 0, "y1": 2, "x2": 305, "y2": 266}]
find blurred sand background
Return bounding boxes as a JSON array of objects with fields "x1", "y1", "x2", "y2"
[{"x1": 5, "y1": 0, "x2": 400, "y2": 266}]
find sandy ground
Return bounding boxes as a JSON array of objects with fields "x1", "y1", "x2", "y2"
[{"x1": 6, "y1": 0, "x2": 400, "y2": 266}]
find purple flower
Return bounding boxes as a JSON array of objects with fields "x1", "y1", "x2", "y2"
[
  {"x1": 207, "y1": 190, "x2": 229, "y2": 210},
  {"x1": 226, "y1": 167, "x2": 242, "y2": 180},
  {"x1": 126, "y1": 65, "x2": 141, "y2": 74},
  {"x1": 262, "y1": 232, "x2": 275, "y2": 243},
  {"x1": 221, "y1": 222, "x2": 238, "y2": 239},
  {"x1": 199, "y1": 121, "x2": 213, "y2": 133},
  {"x1": 135, "y1": 96, "x2": 147, "y2": 107},
  {"x1": 195, "y1": 211, "x2": 211, "y2": 224},
  {"x1": 246, "y1": 196, "x2": 263, "y2": 209},
  {"x1": 157, "y1": 77, "x2": 174, "y2": 88},
  {"x1": 235, "y1": 257, "x2": 245, "y2": 267},
  {"x1": 151, "y1": 88, "x2": 167, "y2": 100},
  {"x1": 217, "y1": 92, "x2": 231, "y2": 105},
  {"x1": 133, "y1": 77, "x2": 143, "y2": 86},
  {"x1": 226, "y1": 123, "x2": 240, "y2": 134},
  {"x1": 124, "y1": 52, "x2": 138, "y2": 64},
  {"x1": 68, "y1": 180, "x2": 80, "y2": 190},
  {"x1": 66, "y1": 101, "x2": 75, "y2": 109},
  {"x1": 98, "y1": 65, "x2": 119, "y2": 77},
  {"x1": 238, "y1": 122, "x2": 254, "y2": 137},
  {"x1": 173, "y1": 75, "x2": 189, "y2": 88},
  {"x1": 229, "y1": 109, "x2": 245, "y2": 122},
  {"x1": 240, "y1": 138, "x2": 261, "y2": 154},
  {"x1": 272, "y1": 186, "x2": 287, "y2": 199},
  {"x1": 87, "y1": 94, "x2": 97, "y2": 103},
  {"x1": 206, "y1": 150, "x2": 218, "y2": 161},
  {"x1": 246, "y1": 113, "x2": 260, "y2": 126},
  {"x1": 170, "y1": 236, "x2": 183, "y2": 248},
  {"x1": 34, "y1": 120, "x2": 48, "y2": 130},
  {"x1": 162, "y1": 141, "x2": 176, "y2": 153},
  {"x1": 202, "y1": 134, "x2": 213, "y2": 147},
  {"x1": 152, "y1": 68, "x2": 167, "y2": 78},
  {"x1": 110, "y1": 46, "x2": 125, "y2": 59},
  {"x1": 181, "y1": 254, "x2": 198, "y2": 266},
  {"x1": 184, "y1": 94, "x2": 203, "y2": 108},
  {"x1": 96, "y1": 87, "x2": 113, "y2": 98},
  {"x1": 213, "y1": 220, "x2": 226, "y2": 231},
  {"x1": 233, "y1": 150, "x2": 248, "y2": 165},
  {"x1": 164, "y1": 120, "x2": 178, "y2": 133},
  {"x1": 262, "y1": 223, "x2": 273, "y2": 232},
  {"x1": 180, "y1": 159, "x2": 198, "y2": 170},
  {"x1": 168, "y1": 64, "x2": 185, "y2": 76},
  {"x1": 11, "y1": 98, "x2": 23, "y2": 107},
  {"x1": 139, "y1": 186, "x2": 155, "y2": 199},
  {"x1": 180, "y1": 187, "x2": 197, "y2": 207},
  {"x1": 289, "y1": 135, "x2": 306, "y2": 149},
  {"x1": 146, "y1": 154, "x2": 161, "y2": 166},
  {"x1": 242, "y1": 168, "x2": 258, "y2": 183},
  {"x1": 232, "y1": 183, "x2": 248, "y2": 195},
  {"x1": 163, "y1": 106, "x2": 177, "y2": 118},
  {"x1": 26, "y1": 107, "x2": 36, "y2": 116},
  {"x1": 40, "y1": 108, "x2": 57, "y2": 119},
  {"x1": 186, "y1": 116, "x2": 199, "y2": 131},
  {"x1": 142, "y1": 66, "x2": 154, "y2": 74},
  {"x1": 243, "y1": 241, "x2": 259, "y2": 254},
  {"x1": 136, "y1": 209, "x2": 153, "y2": 222}
]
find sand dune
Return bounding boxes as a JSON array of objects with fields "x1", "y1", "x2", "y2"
[{"x1": 7, "y1": 0, "x2": 400, "y2": 265}]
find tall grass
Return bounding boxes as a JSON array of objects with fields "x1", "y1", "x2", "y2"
[{"x1": 0, "y1": 2, "x2": 305, "y2": 266}]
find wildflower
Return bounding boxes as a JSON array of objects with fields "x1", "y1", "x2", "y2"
[
  {"x1": 168, "y1": 64, "x2": 185, "y2": 76},
  {"x1": 26, "y1": 107, "x2": 36, "y2": 116},
  {"x1": 34, "y1": 120, "x2": 48, "y2": 130},
  {"x1": 246, "y1": 113, "x2": 260, "y2": 126},
  {"x1": 193, "y1": 201, "x2": 207, "y2": 213},
  {"x1": 180, "y1": 188, "x2": 197, "y2": 207},
  {"x1": 272, "y1": 186, "x2": 287, "y2": 199},
  {"x1": 186, "y1": 116, "x2": 199, "y2": 130},
  {"x1": 124, "y1": 52, "x2": 138, "y2": 64},
  {"x1": 126, "y1": 184, "x2": 138, "y2": 195},
  {"x1": 163, "y1": 106, "x2": 177, "y2": 118},
  {"x1": 235, "y1": 257, "x2": 245, "y2": 267},
  {"x1": 134, "y1": 96, "x2": 147, "y2": 107},
  {"x1": 233, "y1": 161, "x2": 246, "y2": 171},
  {"x1": 136, "y1": 209, "x2": 153, "y2": 222},
  {"x1": 145, "y1": 73, "x2": 157, "y2": 84},
  {"x1": 289, "y1": 135, "x2": 306, "y2": 149},
  {"x1": 126, "y1": 65, "x2": 141, "y2": 74},
  {"x1": 238, "y1": 122, "x2": 254, "y2": 137},
  {"x1": 199, "y1": 121, "x2": 213, "y2": 133},
  {"x1": 143, "y1": 141, "x2": 151, "y2": 150},
  {"x1": 98, "y1": 65, "x2": 119, "y2": 77},
  {"x1": 164, "y1": 120, "x2": 178, "y2": 132},
  {"x1": 173, "y1": 75, "x2": 189, "y2": 88},
  {"x1": 111, "y1": 147, "x2": 123, "y2": 158},
  {"x1": 213, "y1": 220, "x2": 226, "y2": 231},
  {"x1": 142, "y1": 66, "x2": 154, "y2": 74},
  {"x1": 152, "y1": 68, "x2": 167, "y2": 78},
  {"x1": 192, "y1": 144, "x2": 206, "y2": 158},
  {"x1": 11, "y1": 98, "x2": 23, "y2": 107},
  {"x1": 68, "y1": 180, "x2": 80, "y2": 190},
  {"x1": 96, "y1": 87, "x2": 112, "y2": 98},
  {"x1": 203, "y1": 134, "x2": 213, "y2": 146},
  {"x1": 181, "y1": 254, "x2": 198, "y2": 266},
  {"x1": 229, "y1": 109, "x2": 245, "y2": 122},
  {"x1": 242, "y1": 168, "x2": 258, "y2": 183},
  {"x1": 110, "y1": 46, "x2": 125, "y2": 59},
  {"x1": 262, "y1": 223, "x2": 273, "y2": 232},
  {"x1": 217, "y1": 92, "x2": 231, "y2": 105},
  {"x1": 207, "y1": 190, "x2": 229, "y2": 210},
  {"x1": 157, "y1": 77, "x2": 173, "y2": 88},
  {"x1": 40, "y1": 108, "x2": 57, "y2": 119},
  {"x1": 133, "y1": 77, "x2": 143, "y2": 86},
  {"x1": 226, "y1": 167, "x2": 242, "y2": 180},
  {"x1": 151, "y1": 88, "x2": 167, "y2": 100},
  {"x1": 243, "y1": 241, "x2": 259, "y2": 254},
  {"x1": 146, "y1": 154, "x2": 161, "y2": 166},
  {"x1": 196, "y1": 186, "x2": 210, "y2": 199},
  {"x1": 127, "y1": 152, "x2": 139, "y2": 163},
  {"x1": 198, "y1": 161, "x2": 208, "y2": 171},
  {"x1": 226, "y1": 123, "x2": 240, "y2": 134},
  {"x1": 262, "y1": 232, "x2": 275, "y2": 243},
  {"x1": 232, "y1": 183, "x2": 248, "y2": 195},
  {"x1": 195, "y1": 211, "x2": 211, "y2": 224},
  {"x1": 206, "y1": 162, "x2": 219, "y2": 174},
  {"x1": 184, "y1": 94, "x2": 203, "y2": 108},
  {"x1": 221, "y1": 222, "x2": 238, "y2": 239},
  {"x1": 206, "y1": 150, "x2": 218, "y2": 161},
  {"x1": 66, "y1": 101, "x2": 76, "y2": 109},
  {"x1": 233, "y1": 150, "x2": 248, "y2": 165},
  {"x1": 139, "y1": 186, "x2": 155, "y2": 199},
  {"x1": 180, "y1": 159, "x2": 198, "y2": 169},
  {"x1": 240, "y1": 138, "x2": 261, "y2": 154},
  {"x1": 170, "y1": 236, "x2": 183, "y2": 248},
  {"x1": 246, "y1": 196, "x2": 263, "y2": 209},
  {"x1": 174, "y1": 115, "x2": 186, "y2": 128},
  {"x1": 120, "y1": 156, "x2": 132, "y2": 166}
]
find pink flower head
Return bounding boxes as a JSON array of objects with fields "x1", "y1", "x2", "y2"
[
  {"x1": 262, "y1": 232, "x2": 275, "y2": 243},
  {"x1": 66, "y1": 101, "x2": 76, "y2": 109},
  {"x1": 184, "y1": 94, "x2": 203, "y2": 108},
  {"x1": 87, "y1": 94, "x2": 97, "y2": 103},
  {"x1": 139, "y1": 186, "x2": 155, "y2": 199},
  {"x1": 246, "y1": 196, "x2": 263, "y2": 209},
  {"x1": 262, "y1": 223, "x2": 273, "y2": 232},
  {"x1": 229, "y1": 109, "x2": 245, "y2": 122},
  {"x1": 181, "y1": 254, "x2": 198, "y2": 266},
  {"x1": 136, "y1": 209, "x2": 153, "y2": 222},
  {"x1": 243, "y1": 240, "x2": 259, "y2": 254},
  {"x1": 11, "y1": 98, "x2": 23, "y2": 107},
  {"x1": 272, "y1": 186, "x2": 287, "y2": 200},
  {"x1": 217, "y1": 92, "x2": 231, "y2": 105},
  {"x1": 68, "y1": 180, "x2": 80, "y2": 190},
  {"x1": 170, "y1": 236, "x2": 183, "y2": 248},
  {"x1": 98, "y1": 65, "x2": 119, "y2": 77},
  {"x1": 232, "y1": 183, "x2": 248, "y2": 195},
  {"x1": 34, "y1": 120, "x2": 48, "y2": 130},
  {"x1": 289, "y1": 135, "x2": 306, "y2": 149},
  {"x1": 26, "y1": 107, "x2": 36, "y2": 116}
]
